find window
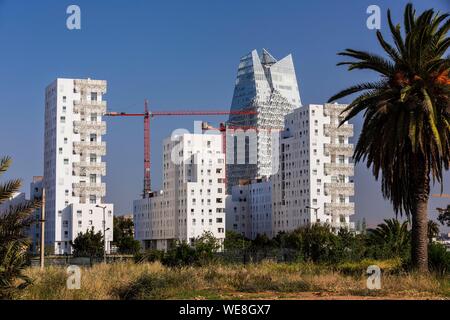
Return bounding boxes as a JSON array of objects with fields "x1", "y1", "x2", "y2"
[
  {"x1": 90, "y1": 134, "x2": 97, "y2": 142},
  {"x1": 62, "y1": 106, "x2": 66, "y2": 113},
  {"x1": 216, "y1": 218, "x2": 223, "y2": 223},
  {"x1": 89, "y1": 209, "x2": 93, "y2": 215},
  {"x1": 59, "y1": 148, "x2": 63, "y2": 155},
  {"x1": 338, "y1": 155, "x2": 345, "y2": 164},
  {"x1": 63, "y1": 220, "x2": 68, "y2": 228},
  {"x1": 89, "y1": 154, "x2": 97, "y2": 163},
  {"x1": 89, "y1": 220, "x2": 93, "y2": 226},
  {"x1": 60, "y1": 116, "x2": 65, "y2": 123},
  {"x1": 62, "y1": 96, "x2": 67, "y2": 103},
  {"x1": 89, "y1": 195, "x2": 96, "y2": 204},
  {"x1": 90, "y1": 174, "x2": 97, "y2": 184},
  {"x1": 338, "y1": 135, "x2": 345, "y2": 144},
  {"x1": 78, "y1": 221, "x2": 82, "y2": 227},
  {"x1": 64, "y1": 231, "x2": 68, "y2": 238},
  {"x1": 90, "y1": 113, "x2": 97, "y2": 122},
  {"x1": 64, "y1": 158, "x2": 69, "y2": 165},
  {"x1": 91, "y1": 92, "x2": 98, "y2": 101}
]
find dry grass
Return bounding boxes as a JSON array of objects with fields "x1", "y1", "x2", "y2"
[{"x1": 15, "y1": 261, "x2": 450, "y2": 300}]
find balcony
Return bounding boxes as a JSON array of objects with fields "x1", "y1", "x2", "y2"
[
  {"x1": 331, "y1": 221, "x2": 356, "y2": 231},
  {"x1": 72, "y1": 182, "x2": 106, "y2": 197},
  {"x1": 73, "y1": 100, "x2": 107, "y2": 114},
  {"x1": 73, "y1": 162, "x2": 106, "y2": 176},
  {"x1": 324, "y1": 163, "x2": 354, "y2": 176},
  {"x1": 324, "y1": 124, "x2": 353, "y2": 137},
  {"x1": 324, "y1": 203, "x2": 355, "y2": 215},
  {"x1": 73, "y1": 121, "x2": 106, "y2": 135},
  {"x1": 74, "y1": 79, "x2": 107, "y2": 92},
  {"x1": 73, "y1": 141, "x2": 106, "y2": 156},
  {"x1": 323, "y1": 103, "x2": 349, "y2": 117},
  {"x1": 324, "y1": 143, "x2": 353, "y2": 156},
  {"x1": 325, "y1": 182, "x2": 355, "y2": 196}
]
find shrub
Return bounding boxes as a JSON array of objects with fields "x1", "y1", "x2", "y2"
[
  {"x1": 428, "y1": 243, "x2": 450, "y2": 275},
  {"x1": 134, "y1": 249, "x2": 164, "y2": 264},
  {"x1": 337, "y1": 258, "x2": 404, "y2": 275}
]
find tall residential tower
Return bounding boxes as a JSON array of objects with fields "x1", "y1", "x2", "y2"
[
  {"x1": 43, "y1": 78, "x2": 113, "y2": 254},
  {"x1": 134, "y1": 132, "x2": 226, "y2": 250},
  {"x1": 272, "y1": 103, "x2": 355, "y2": 235},
  {"x1": 226, "y1": 49, "x2": 301, "y2": 192}
]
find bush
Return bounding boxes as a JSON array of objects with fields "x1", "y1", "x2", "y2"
[
  {"x1": 134, "y1": 249, "x2": 164, "y2": 264},
  {"x1": 337, "y1": 258, "x2": 404, "y2": 275},
  {"x1": 428, "y1": 243, "x2": 450, "y2": 275}
]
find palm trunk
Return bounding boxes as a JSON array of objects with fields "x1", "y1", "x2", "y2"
[
  {"x1": 411, "y1": 156, "x2": 430, "y2": 272},
  {"x1": 411, "y1": 197, "x2": 429, "y2": 272}
]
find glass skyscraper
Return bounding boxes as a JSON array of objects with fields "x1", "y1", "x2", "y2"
[{"x1": 227, "y1": 49, "x2": 302, "y2": 192}]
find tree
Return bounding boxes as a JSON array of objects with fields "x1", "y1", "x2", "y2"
[
  {"x1": 71, "y1": 227, "x2": 104, "y2": 258},
  {"x1": 427, "y1": 220, "x2": 440, "y2": 243},
  {"x1": 194, "y1": 231, "x2": 221, "y2": 264},
  {"x1": 223, "y1": 231, "x2": 251, "y2": 251},
  {"x1": 0, "y1": 156, "x2": 41, "y2": 298},
  {"x1": 367, "y1": 219, "x2": 410, "y2": 258},
  {"x1": 113, "y1": 216, "x2": 140, "y2": 254},
  {"x1": 328, "y1": 4, "x2": 450, "y2": 271},
  {"x1": 437, "y1": 205, "x2": 450, "y2": 226}
]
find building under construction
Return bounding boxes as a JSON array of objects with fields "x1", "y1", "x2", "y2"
[{"x1": 226, "y1": 49, "x2": 302, "y2": 193}]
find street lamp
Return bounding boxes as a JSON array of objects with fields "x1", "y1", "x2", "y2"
[
  {"x1": 305, "y1": 206, "x2": 320, "y2": 224},
  {"x1": 96, "y1": 205, "x2": 108, "y2": 263}
]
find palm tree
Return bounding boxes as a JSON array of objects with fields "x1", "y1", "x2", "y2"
[
  {"x1": 328, "y1": 4, "x2": 450, "y2": 271},
  {"x1": 427, "y1": 220, "x2": 440, "y2": 243},
  {"x1": 367, "y1": 218, "x2": 410, "y2": 257},
  {"x1": 0, "y1": 156, "x2": 41, "y2": 298}
]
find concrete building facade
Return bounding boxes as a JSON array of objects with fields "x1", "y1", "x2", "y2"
[
  {"x1": 43, "y1": 78, "x2": 113, "y2": 254},
  {"x1": 226, "y1": 177, "x2": 272, "y2": 239},
  {"x1": 134, "y1": 132, "x2": 226, "y2": 251},
  {"x1": 272, "y1": 103, "x2": 355, "y2": 235}
]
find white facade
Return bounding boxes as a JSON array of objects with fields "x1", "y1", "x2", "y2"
[
  {"x1": 28, "y1": 176, "x2": 44, "y2": 253},
  {"x1": 272, "y1": 103, "x2": 355, "y2": 235},
  {"x1": 43, "y1": 78, "x2": 113, "y2": 255},
  {"x1": 226, "y1": 178, "x2": 272, "y2": 239},
  {"x1": 134, "y1": 133, "x2": 226, "y2": 251},
  {"x1": 226, "y1": 49, "x2": 301, "y2": 193}
]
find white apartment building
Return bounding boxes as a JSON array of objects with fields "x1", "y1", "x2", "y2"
[
  {"x1": 134, "y1": 132, "x2": 226, "y2": 251},
  {"x1": 28, "y1": 176, "x2": 44, "y2": 253},
  {"x1": 272, "y1": 103, "x2": 355, "y2": 236},
  {"x1": 43, "y1": 78, "x2": 113, "y2": 255},
  {"x1": 226, "y1": 177, "x2": 272, "y2": 239}
]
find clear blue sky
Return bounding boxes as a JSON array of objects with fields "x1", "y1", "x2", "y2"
[{"x1": 0, "y1": 0, "x2": 448, "y2": 229}]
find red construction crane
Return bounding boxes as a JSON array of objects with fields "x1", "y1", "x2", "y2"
[{"x1": 105, "y1": 100, "x2": 256, "y2": 198}]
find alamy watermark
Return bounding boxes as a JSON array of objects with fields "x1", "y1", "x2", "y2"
[
  {"x1": 66, "y1": 5, "x2": 81, "y2": 30},
  {"x1": 366, "y1": 265, "x2": 381, "y2": 290},
  {"x1": 366, "y1": 5, "x2": 381, "y2": 30},
  {"x1": 169, "y1": 121, "x2": 281, "y2": 175},
  {"x1": 66, "y1": 265, "x2": 81, "y2": 290}
]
